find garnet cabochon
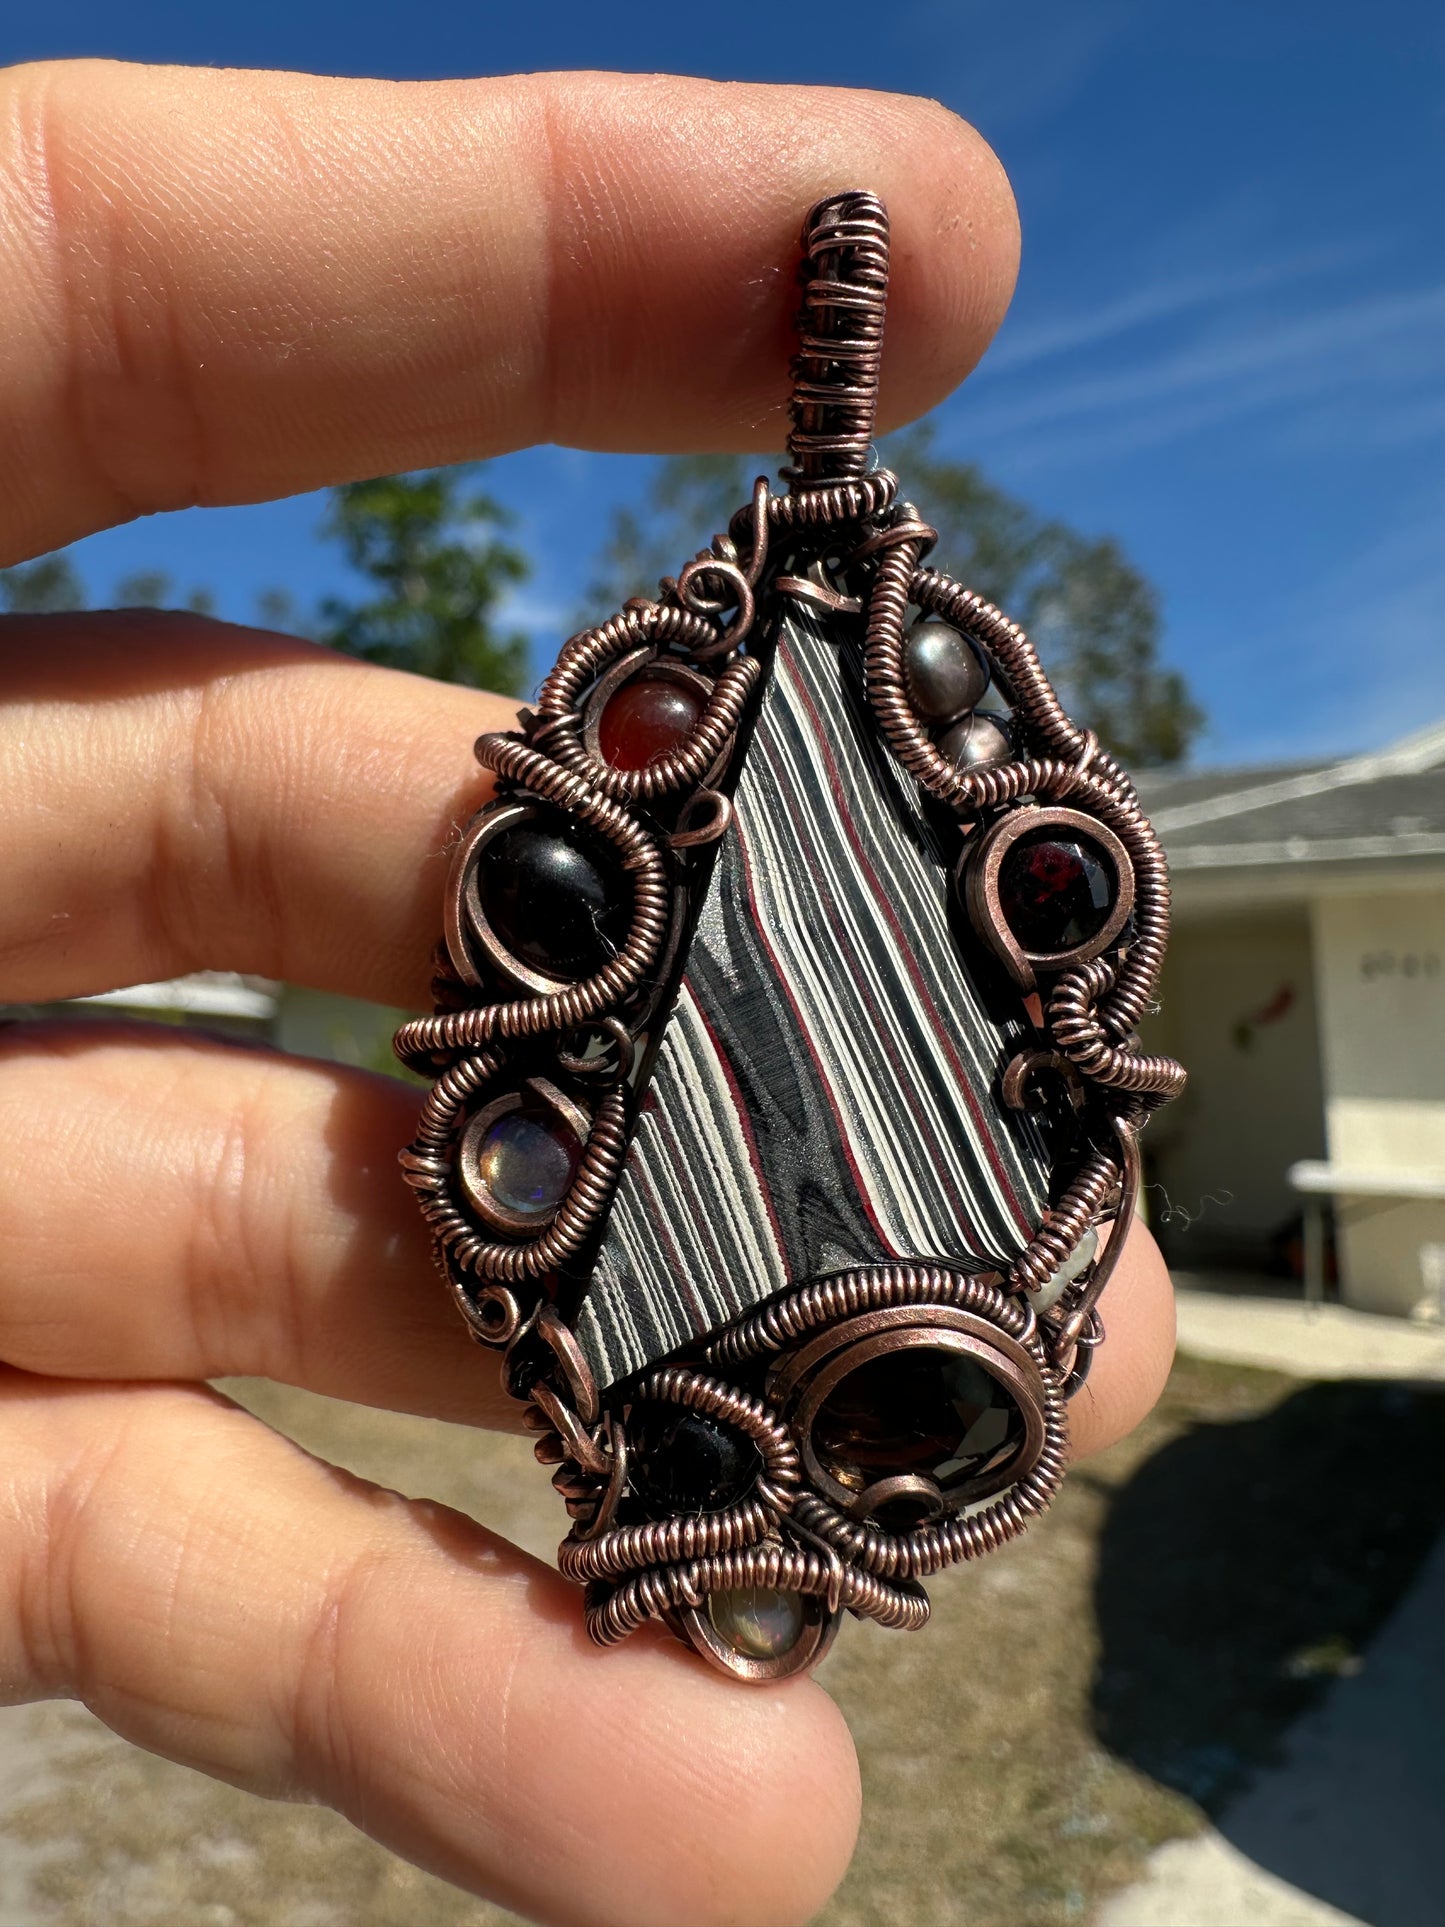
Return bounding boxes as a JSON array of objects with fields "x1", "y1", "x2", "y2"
[{"x1": 598, "y1": 675, "x2": 705, "y2": 771}]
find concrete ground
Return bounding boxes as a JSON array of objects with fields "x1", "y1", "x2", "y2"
[
  {"x1": 1173, "y1": 1272, "x2": 1445, "y2": 1382},
  {"x1": 1097, "y1": 1526, "x2": 1445, "y2": 1927},
  {"x1": 0, "y1": 1292, "x2": 1435, "y2": 1927},
  {"x1": 1097, "y1": 1277, "x2": 1445, "y2": 1927}
]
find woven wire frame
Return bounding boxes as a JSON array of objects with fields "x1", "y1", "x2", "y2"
[{"x1": 394, "y1": 189, "x2": 1184, "y2": 1678}]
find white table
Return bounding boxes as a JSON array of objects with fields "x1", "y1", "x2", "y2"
[{"x1": 1287, "y1": 1159, "x2": 1445, "y2": 1306}]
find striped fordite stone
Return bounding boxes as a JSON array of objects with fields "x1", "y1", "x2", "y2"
[{"x1": 574, "y1": 605, "x2": 1051, "y2": 1391}]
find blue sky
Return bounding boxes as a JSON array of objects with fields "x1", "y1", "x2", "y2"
[{"x1": 5, "y1": 1, "x2": 1443, "y2": 765}]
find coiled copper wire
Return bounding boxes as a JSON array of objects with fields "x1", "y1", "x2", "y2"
[
  {"x1": 584, "y1": 1544, "x2": 930, "y2": 1646},
  {"x1": 736, "y1": 471, "x2": 898, "y2": 545},
  {"x1": 705, "y1": 1262, "x2": 1035, "y2": 1369},
  {"x1": 1006, "y1": 1146, "x2": 1122, "y2": 1295},
  {"x1": 696, "y1": 1265, "x2": 1069, "y2": 1582},
  {"x1": 1048, "y1": 959, "x2": 1187, "y2": 1100},
  {"x1": 402, "y1": 1084, "x2": 630, "y2": 1284},
  {"x1": 558, "y1": 1366, "x2": 801, "y2": 1581},
  {"x1": 788, "y1": 1342, "x2": 1069, "y2": 1581},
  {"x1": 394, "y1": 736, "x2": 670, "y2": 1063},
  {"x1": 861, "y1": 537, "x2": 1183, "y2": 1113},
  {"x1": 786, "y1": 192, "x2": 890, "y2": 487},
  {"x1": 537, "y1": 643, "x2": 761, "y2": 804}
]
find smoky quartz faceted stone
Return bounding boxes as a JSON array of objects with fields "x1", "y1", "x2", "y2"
[{"x1": 813, "y1": 1347, "x2": 1023, "y2": 1496}]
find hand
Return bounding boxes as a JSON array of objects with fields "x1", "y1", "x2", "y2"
[{"x1": 0, "y1": 60, "x2": 1176, "y2": 1927}]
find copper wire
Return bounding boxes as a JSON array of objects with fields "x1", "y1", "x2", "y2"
[
  {"x1": 394, "y1": 737, "x2": 671, "y2": 1062},
  {"x1": 584, "y1": 1546, "x2": 930, "y2": 1646},
  {"x1": 395, "y1": 183, "x2": 1187, "y2": 1675},
  {"x1": 786, "y1": 192, "x2": 890, "y2": 487},
  {"x1": 705, "y1": 1262, "x2": 1034, "y2": 1368},
  {"x1": 559, "y1": 1367, "x2": 802, "y2": 1582}
]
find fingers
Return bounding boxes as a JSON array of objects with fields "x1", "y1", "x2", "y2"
[
  {"x1": 0, "y1": 1020, "x2": 1175, "y2": 1457},
  {"x1": 0, "y1": 618, "x2": 509, "y2": 1008},
  {"x1": 0, "y1": 60, "x2": 1019, "y2": 560},
  {"x1": 1065, "y1": 1217, "x2": 1176, "y2": 1459},
  {"x1": 0, "y1": 1024, "x2": 508, "y2": 1425},
  {"x1": 1, "y1": 1373, "x2": 860, "y2": 1926}
]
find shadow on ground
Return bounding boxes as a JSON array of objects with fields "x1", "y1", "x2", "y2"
[{"x1": 1093, "y1": 1379, "x2": 1445, "y2": 1927}]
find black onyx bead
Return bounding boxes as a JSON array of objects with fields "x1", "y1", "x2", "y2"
[
  {"x1": 997, "y1": 829, "x2": 1115, "y2": 955},
  {"x1": 474, "y1": 809, "x2": 631, "y2": 980},
  {"x1": 630, "y1": 1407, "x2": 761, "y2": 1515},
  {"x1": 939, "y1": 710, "x2": 1013, "y2": 771},
  {"x1": 904, "y1": 618, "x2": 991, "y2": 723},
  {"x1": 812, "y1": 1348, "x2": 1022, "y2": 1500}
]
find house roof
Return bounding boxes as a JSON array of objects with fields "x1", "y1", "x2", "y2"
[{"x1": 1137, "y1": 719, "x2": 1445, "y2": 872}]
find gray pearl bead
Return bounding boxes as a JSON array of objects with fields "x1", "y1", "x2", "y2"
[
  {"x1": 939, "y1": 711, "x2": 1014, "y2": 770},
  {"x1": 903, "y1": 619, "x2": 990, "y2": 723}
]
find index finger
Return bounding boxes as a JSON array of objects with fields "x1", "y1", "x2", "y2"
[{"x1": 0, "y1": 61, "x2": 1020, "y2": 562}]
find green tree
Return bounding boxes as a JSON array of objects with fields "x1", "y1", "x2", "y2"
[
  {"x1": 114, "y1": 571, "x2": 216, "y2": 617},
  {"x1": 316, "y1": 468, "x2": 529, "y2": 693},
  {"x1": 0, "y1": 554, "x2": 88, "y2": 613},
  {"x1": 1, "y1": 556, "x2": 218, "y2": 618},
  {"x1": 581, "y1": 436, "x2": 1202, "y2": 767}
]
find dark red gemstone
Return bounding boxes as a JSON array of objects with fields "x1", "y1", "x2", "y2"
[
  {"x1": 996, "y1": 830, "x2": 1115, "y2": 954},
  {"x1": 812, "y1": 1349, "x2": 1022, "y2": 1496},
  {"x1": 598, "y1": 676, "x2": 704, "y2": 771}
]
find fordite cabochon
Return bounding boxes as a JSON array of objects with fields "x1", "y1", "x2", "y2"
[{"x1": 395, "y1": 193, "x2": 1184, "y2": 1681}]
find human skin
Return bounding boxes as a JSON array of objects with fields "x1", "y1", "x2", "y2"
[{"x1": 0, "y1": 61, "x2": 1176, "y2": 1927}]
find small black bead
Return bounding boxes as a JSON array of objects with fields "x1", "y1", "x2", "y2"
[
  {"x1": 474, "y1": 808, "x2": 631, "y2": 980},
  {"x1": 630, "y1": 1407, "x2": 761, "y2": 1515}
]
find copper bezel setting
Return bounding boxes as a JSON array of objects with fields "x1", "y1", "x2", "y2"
[
  {"x1": 770, "y1": 1305, "x2": 1049, "y2": 1520},
  {"x1": 964, "y1": 804, "x2": 1136, "y2": 992},
  {"x1": 456, "y1": 1076, "x2": 591, "y2": 1238},
  {"x1": 580, "y1": 648, "x2": 717, "y2": 771},
  {"x1": 444, "y1": 798, "x2": 633, "y2": 996},
  {"x1": 674, "y1": 1594, "x2": 843, "y2": 1683}
]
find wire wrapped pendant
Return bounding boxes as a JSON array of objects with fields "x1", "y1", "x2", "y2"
[{"x1": 396, "y1": 192, "x2": 1185, "y2": 1680}]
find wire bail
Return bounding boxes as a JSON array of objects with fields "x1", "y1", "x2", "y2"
[{"x1": 785, "y1": 190, "x2": 890, "y2": 490}]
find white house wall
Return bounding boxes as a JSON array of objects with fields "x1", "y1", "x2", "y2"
[
  {"x1": 1144, "y1": 913, "x2": 1326, "y2": 1263},
  {"x1": 1311, "y1": 891, "x2": 1445, "y2": 1315}
]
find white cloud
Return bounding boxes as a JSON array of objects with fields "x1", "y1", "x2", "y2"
[{"x1": 952, "y1": 277, "x2": 1445, "y2": 469}]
